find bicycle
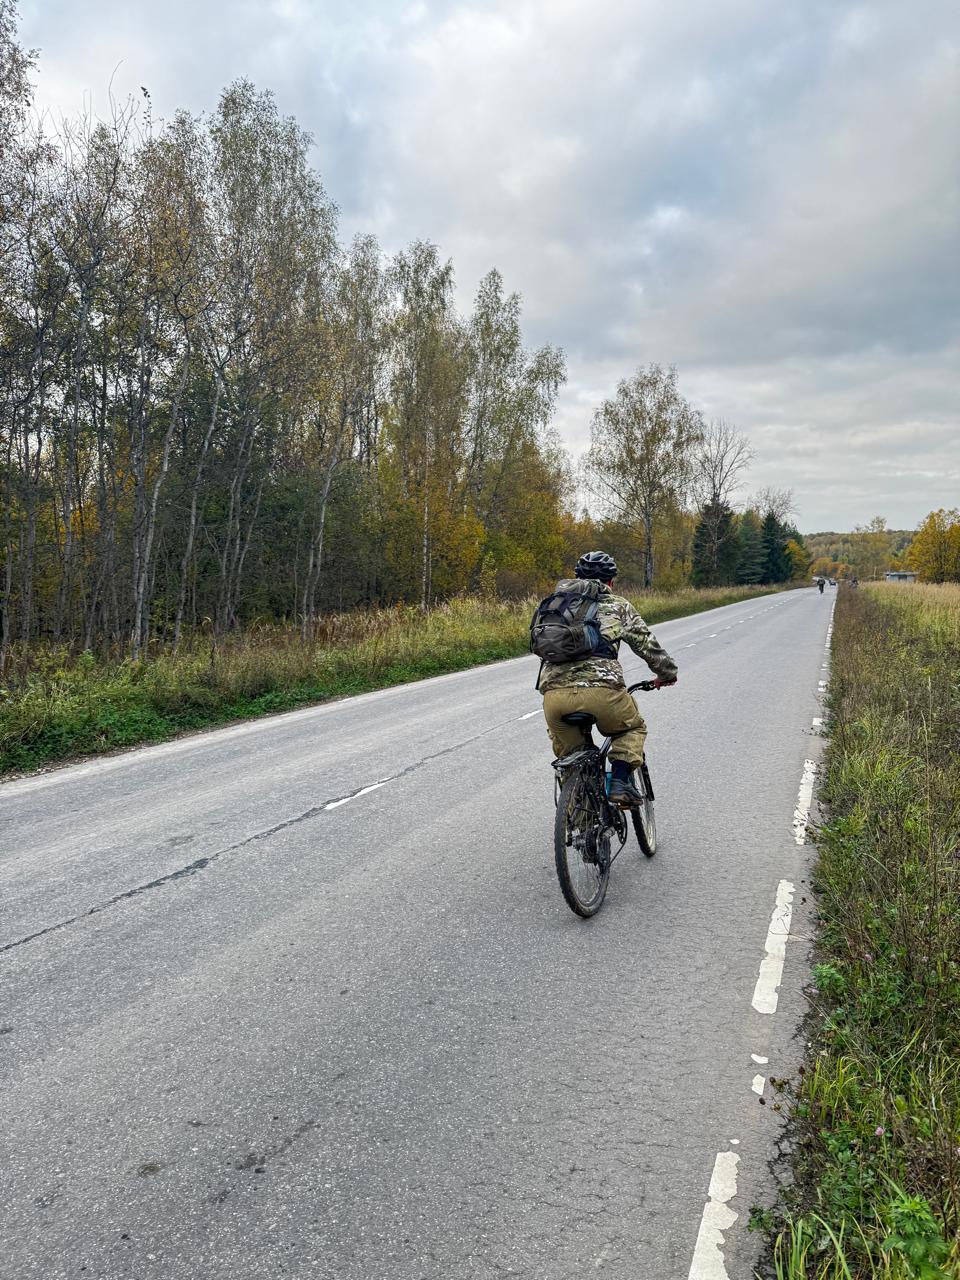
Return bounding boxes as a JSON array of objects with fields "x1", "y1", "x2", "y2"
[{"x1": 551, "y1": 680, "x2": 658, "y2": 918}]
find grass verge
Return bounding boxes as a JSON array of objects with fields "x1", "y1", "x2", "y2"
[
  {"x1": 0, "y1": 584, "x2": 779, "y2": 776},
  {"x1": 767, "y1": 583, "x2": 960, "y2": 1278}
]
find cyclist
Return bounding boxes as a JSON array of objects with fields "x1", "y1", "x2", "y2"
[
  {"x1": 818, "y1": 578, "x2": 825, "y2": 594},
  {"x1": 539, "y1": 552, "x2": 677, "y2": 808}
]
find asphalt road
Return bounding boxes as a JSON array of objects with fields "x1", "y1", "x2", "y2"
[{"x1": 1, "y1": 588, "x2": 833, "y2": 1280}]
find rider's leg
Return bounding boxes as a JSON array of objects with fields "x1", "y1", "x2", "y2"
[
  {"x1": 609, "y1": 759, "x2": 632, "y2": 783},
  {"x1": 591, "y1": 688, "x2": 647, "y2": 806},
  {"x1": 543, "y1": 686, "x2": 648, "y2": 764},
  {"x1": 592, "y1": 688, "x2": 647, "y2": 768},
  {"x1": 542, "y1": 688, "x2": 594, "y2": 759}
]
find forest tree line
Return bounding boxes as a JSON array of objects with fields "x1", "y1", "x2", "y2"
[
  {"x1": 0, "y1": 4, "x2": 808, "y2": 669},
  {"x1": 0, "y1": 4, "x2": 574, "y2": 663},
  {"x1": 805, "y1": 513, "x2": 960, "y2": 584}
]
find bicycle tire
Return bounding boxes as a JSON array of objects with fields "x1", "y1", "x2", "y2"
[
  {"x1": 554, "y1": 770, "x2": 610, "y2": 917},
  {"x1": 631, "y1": 761, "x2": 657, "y2": 857}
]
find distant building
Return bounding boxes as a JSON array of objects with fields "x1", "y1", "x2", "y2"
[{"x1": 884, "y1": 570, "x2": 917, "y2": 583}]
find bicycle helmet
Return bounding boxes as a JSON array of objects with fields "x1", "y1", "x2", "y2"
[{"x1": 575, "y1": 550, "x2": 618, "y2": 581}]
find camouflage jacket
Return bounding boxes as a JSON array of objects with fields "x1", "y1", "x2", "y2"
[{"x1": 538, "y1": 581, "x2": 678, "y2": 692}]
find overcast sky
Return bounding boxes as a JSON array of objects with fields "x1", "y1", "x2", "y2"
[{"x1": 19, "y1": 0, "x2": 959, "y2": 532}]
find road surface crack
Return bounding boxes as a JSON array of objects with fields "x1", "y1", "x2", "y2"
[{"x1": 1, "y1": 710, "x2": 523, "y2": 955}]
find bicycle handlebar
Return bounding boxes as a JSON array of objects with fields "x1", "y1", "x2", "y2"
[{"x1": 628, "y1": 678, "x2": 678, "y2": 693}]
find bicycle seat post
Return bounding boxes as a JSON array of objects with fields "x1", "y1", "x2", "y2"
[{"x1": 560, "y1": 710, "x2": 596, "y2": 751}]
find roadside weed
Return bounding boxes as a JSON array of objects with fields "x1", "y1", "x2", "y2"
[
  {"x1": 767, "y1": 584, "x2": 960, "y2": 1278},
  {"x1": 0, "y1": 584, "x2": 780, "y2": 773}
]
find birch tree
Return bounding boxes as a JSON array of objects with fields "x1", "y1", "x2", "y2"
[
  {"x1": 0, "y1": 2, "x2": 577, "y2": 660},
  {"x1": 584, "y1": 364, "x2": 704, "y2": 587},
  {"x1": 691, "y1": 419, "x2": 753, "y2": 587}
]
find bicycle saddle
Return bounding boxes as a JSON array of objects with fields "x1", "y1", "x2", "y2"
[{"x1": 560, "y1": 711, "x2": 596, "y2": 727}]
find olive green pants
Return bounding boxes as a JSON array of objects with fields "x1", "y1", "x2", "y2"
[{"x1": 542, "y1": 685, "x2": 647, "y2": 767}]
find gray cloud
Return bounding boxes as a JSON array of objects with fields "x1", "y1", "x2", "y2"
[{"x1": 20, "y1": 0, "x2": 960, "y2": 530}]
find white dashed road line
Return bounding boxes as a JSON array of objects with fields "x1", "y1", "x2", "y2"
[
  {"x1": 687, "y1": 1151, "x2": 741, "y2": 1280},
  {"x1": 751, "y1": 879, "x2": 795, "y2": 1015},
  {"x1": 793, "y1": 759, "x2": 817, "y2": 845},
  {"x1": 688, "y1": 591, "x2": 830, "y2": 1278}
]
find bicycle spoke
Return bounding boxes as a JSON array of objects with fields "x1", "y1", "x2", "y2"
[{"x1": 554, "y1": 769, "x2": 610, "y2": 916}]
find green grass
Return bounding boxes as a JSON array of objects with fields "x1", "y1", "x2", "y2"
[
  {"x1": 0, "y1": 584, "x2": 779, "y2": 775},
  {"x1": 767, "y1": 583, "x2": 960, "y2": 1279}
]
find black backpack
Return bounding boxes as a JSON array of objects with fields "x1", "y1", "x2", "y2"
[{"x1": 529, "y1": 580, "x2": 617, "y2": 666}]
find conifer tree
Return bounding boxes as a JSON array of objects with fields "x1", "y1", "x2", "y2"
[
  {"x1": 692, "y1": 500, "x2": 738, "y2": 586},
  {"x1": 735, "y1": 510, "x2": 765, "y2": 584},
  {"x1": 762, "y1": 511, "x2": 791, "y2": 583}
]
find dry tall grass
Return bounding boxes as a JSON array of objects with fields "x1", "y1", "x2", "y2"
[
  {"x1": 770, "y1": 582, "x2": 960, "y2": 1279},
  {"x1": 0, "y1": 585, "x2": 777, "y2": 773}
]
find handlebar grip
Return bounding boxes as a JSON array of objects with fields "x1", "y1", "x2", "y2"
[{"x1": 628, "y1": 680, "x2": 658, "y2": 693}]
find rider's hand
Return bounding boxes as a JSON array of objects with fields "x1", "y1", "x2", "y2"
[{"x1": 652, "y1": 676, "x2": 677, "y2": 689}]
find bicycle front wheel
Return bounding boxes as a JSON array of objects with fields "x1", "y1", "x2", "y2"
[
  {"x1": 554, "y1": 771, "x2": 610, "y2": 918},
  {"x1": 631, "y1": 760, "x2": 657, "y2": 857}
]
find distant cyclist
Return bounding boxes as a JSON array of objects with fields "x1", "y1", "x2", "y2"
[{"x1": 531, "y1": 552, "x2": 677, "y2": 808}]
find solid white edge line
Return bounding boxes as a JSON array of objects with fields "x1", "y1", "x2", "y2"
[
  {"x1": 687, "y1": 1150, "x2": 740, "y2": 1280},
  {"x1": 794, "y1": 759, "x2": 817, "y2": 845},
  {"x1": 751, "y1": 879, "x2": 795, "y2": 1014},
  {"x1": 518, "y1": 710, "x2": 540, "y2": 720}
]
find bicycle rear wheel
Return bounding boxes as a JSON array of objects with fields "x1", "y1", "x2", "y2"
[
  {"x1": 554, "y1": 770, "x2": 610, "y2": 917},
  {"x1": 631, "y1": 760, "x2": 657, "y2": 857}
]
